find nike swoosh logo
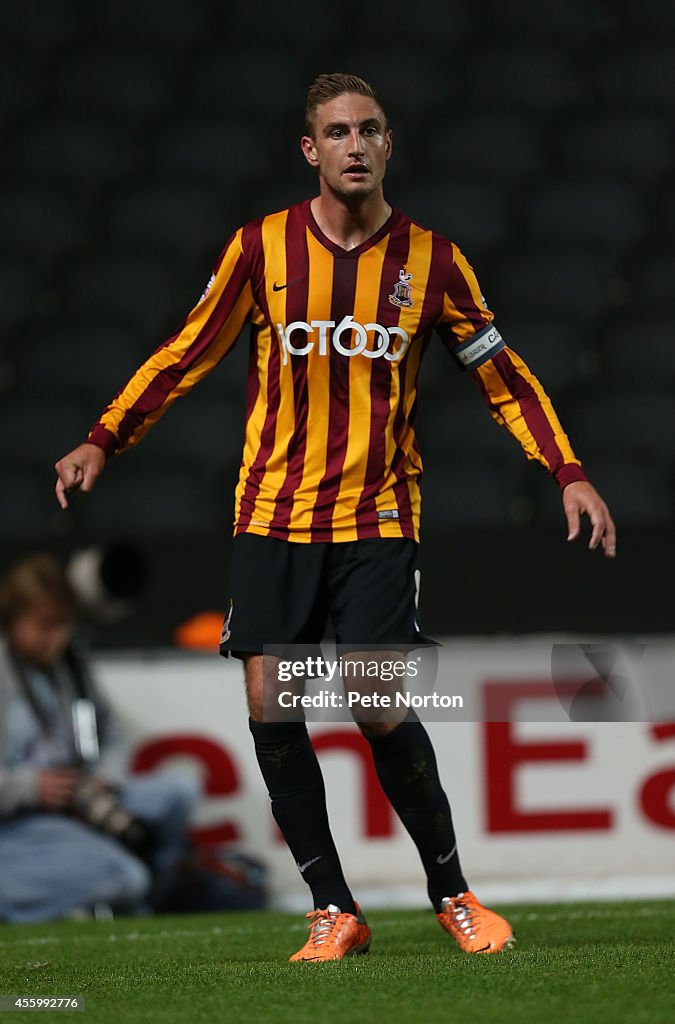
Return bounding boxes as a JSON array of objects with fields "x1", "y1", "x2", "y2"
[
  {"x1": 298, "y1": 855, "x2": 321, "y2": 874},
  {"x1": 273, "y1": 277, "x2": 306, "y2": 292},
  {"x1": 436, "y1": 843, "x2": 457, "y2": 865}
]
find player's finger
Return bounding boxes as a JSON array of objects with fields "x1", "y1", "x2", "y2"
[
  {"x1": 80, "y1": 460, "x2": 101, "y2": 494},
  {"x1": 601, "y1": 510, "x2": 617, "y2": 558},
  {"x1": 588, "y1": 512, "x2": 604, "y2": 550},
  {"x1": 55, "y1": 477, "x2": 69, "y2": 509},
  {"x1": 55, "y1": 459, "x2": 82, "y2": 487},
  {"x1": 566, "y1": 503, "x2": 580, "y2": 542},
  {"x1": 55, "y1": 460, "x2": 84, "y2": 507}
]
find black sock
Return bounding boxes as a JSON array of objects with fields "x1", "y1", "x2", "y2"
[
  {"x1": 366, "y1": 715, "x2": 468, "y2": 911},
  {"x1": 248, "y1": 718, "x2": 356, "y2": 915}
]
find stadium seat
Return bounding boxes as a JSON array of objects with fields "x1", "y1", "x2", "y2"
[
  {"x1": 421, "y1": 460, "x2": 526, "y2": 528},
  {"x1": 134, "y1": 393, "x2": 244, "y2": 470},
  {"x1": 0, "y1": 352, "x2": 15, "y2": 397},
  {"x1": 629, "y1": 249, "x2": 675, "y2": 313},
  {"x1": 566, "y1": 390, "x2": 675, "y2": 463},
  {"x1": 527, "y1": 180, "x2": 645, "y2": 247},
  {"x1": 241, "y1": 179, "x2": 316, "y2": 226},
  {"x1": 483, "y1": 0, "x2": 619, "y2": 42},
  {"x1": 61, "y1": 253, "x2": 188, "y2": 333},
  {"x1": 618, "y1": 0, "x2": 675, "y2": 37},
  {"x1": 350, "y1": 0, "x2": 471, "y2": 44},
  {"x1": 662, "y1": 188, "x2": 675, "y2": 239},
  {"x1": 182, "y1": 336, "x2": 251, "y2": 404},
  {"x1": 1, "y1": 0, "x2": 80, "y2": 51},
  {"x1": 418, "y1": 340, "x2": 463, "y2": 398},
  {"x1": 600, "y1": 316, "x2": 675, "y2": 386},
  {"x1": 595, "y1": 47, "x2": 675, "y2": 111},
  {"x1": 0, "y1": 257, "x2": 39, "y2": 332},
  {"x1": 558, "y1": 112, "x2": 673, "y2": 181},
  {"x1": 152, "y1": 117, "x2": 273, "y2": 186},
  {"x1": 194, "y1": 49, "x2": 306, "y2": 118},
  {"x1": 427, "y1": 114, "x2": 545, "y2": 185},
  {"x1": 464, "y1": 44, "x2": 580, "y2": 112},
  {"x1": 392, "y1": 180, "x2": 512, "y2": 252},
  {"x1": 0, "y1": 186, "x2": 84, "y2": 263},
  {"x1": 90, "y1": 0, "x2": 207, "y2": 46},
  {"x1": 492, "y1": 245, "x2": 622, "y2": 318},
  {"x1": 106, "y1": 185, "x2": 234, "y2": 255},
  {"x1": 529, "y1": 454, "x2": 673, "y2": 526},
  {"x1": 20, "y1": 323, "x2": 144, "y2": 401},
  {"x1": 0, "y1": 471, "x2": 58, "y2": 537},
  {"x1": 417, "y1": 388, "x2": 524, "y2": 471},
  {"x1": 58, "y1": 50, "x2": 172, "y2": 120},
  {"x1": 498, "y1": 317, "x2": 596, "y2": 396},
  {"x1": 334, "y1": 51, "x2": 456, "y2": 120},
  {"x1": 221, "y1": 3, "x2": 340, "y2": 46},
  {"x1": 0, "y1": 397, "x2": 92, "y2": 469},
  {"x1": 12, "y1": 117, "x2": 135, "y2": 188},
  {"x1": 0, "y1": 51, "x2": 42, "y2": 124},
  {"x1": 74, "y1": 466, "x2": 224, "y2": 538}
]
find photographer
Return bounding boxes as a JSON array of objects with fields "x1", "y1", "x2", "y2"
[{"x1": 0, "y1": 554, "x2": 200, "y2": 923}]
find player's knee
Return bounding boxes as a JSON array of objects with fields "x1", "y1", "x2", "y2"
[
  {"x1": 246, "y1": 684, "x2": 265, "y2": 722},
  {"x1": 244, "y1": 655, "x2": 265, "y2": 720},
  {"x1": 356, "y1": 717, "x2": 404, "y2": 740}
]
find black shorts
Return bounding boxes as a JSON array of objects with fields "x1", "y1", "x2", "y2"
[{"x1": 219, "y1": 534, "x2": 436, "y2": 659}]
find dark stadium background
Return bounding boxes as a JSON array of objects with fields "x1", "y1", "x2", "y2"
[{"x1": 1, "y1": 0, "x2": 673, "y2": 645}]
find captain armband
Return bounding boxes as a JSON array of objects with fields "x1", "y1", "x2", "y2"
[{"x1": 453, "y1": 324, "x2": 505, "y2": 371}]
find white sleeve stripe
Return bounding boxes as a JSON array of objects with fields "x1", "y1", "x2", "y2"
[{"x1": 454, "y1": 324, "x2": 505, "y2": 370}]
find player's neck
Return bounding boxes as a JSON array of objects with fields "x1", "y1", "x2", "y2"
[{"x1": 310, "y1": 191, "x2": 391, "y2": 251}]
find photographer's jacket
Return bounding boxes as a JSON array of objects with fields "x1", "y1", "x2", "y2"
[{"x1": 0, "y1": 638, "x2": 121, "y2": 817}]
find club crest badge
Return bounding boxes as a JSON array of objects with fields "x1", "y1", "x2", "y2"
[{"x1": 388, "y1": 268, "x2": 414, "y2": 308}]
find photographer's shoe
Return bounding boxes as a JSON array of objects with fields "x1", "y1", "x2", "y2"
[
  {"x1": 289, "y1": 903, "x2": 371, "y2": 961},
  {"x1": 437, "y1": 891, "x2": 514, "y2": 954}
]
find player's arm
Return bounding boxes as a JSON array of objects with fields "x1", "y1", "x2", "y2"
[
  {"x1": 437, "y1": 244, "x2": 616, "y2": 558},
  {"x1": 55, "y1": 229, "x2": 255, "y2": 508}
]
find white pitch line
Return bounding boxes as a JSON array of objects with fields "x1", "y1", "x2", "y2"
[{"x1": 0, "y1": 905, "x2": 673, "y2": 950}]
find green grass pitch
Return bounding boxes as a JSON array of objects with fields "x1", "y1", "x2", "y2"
[{"x1": 1, "y1": 901, "x2": 673, "y2": 1023}]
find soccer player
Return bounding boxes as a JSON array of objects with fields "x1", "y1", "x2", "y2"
[{"x1": 55, "y1": 74, "x2": 616, "y2": 960}]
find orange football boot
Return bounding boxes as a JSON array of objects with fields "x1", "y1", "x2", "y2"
[
  {"x1": 289, "y1": 903, "x2": 371, "y2": 962},
  {"x1": 437, "y1": 891, "x2": 514, "y2": 954}
]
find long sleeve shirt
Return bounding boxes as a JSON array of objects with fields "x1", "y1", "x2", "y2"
[{"x1": 88, "y1": 200, "x2": 587, "y2": 542}]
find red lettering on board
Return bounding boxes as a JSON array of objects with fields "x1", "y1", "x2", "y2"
[
  {"x1": 483, "y1": 681, "x2": 613, "y2": 833},
  {"x1": 312, "y1": 730, "x2": 394, "y2": 838},
  {"x1": 132, "y1": 734, "x2": 240, "y2": 843},
  {"x1": 640, "y1": 723, "x2": 675, "y2": 829}
]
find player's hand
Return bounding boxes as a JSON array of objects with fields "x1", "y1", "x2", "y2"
[
  {"x1": 563, "y1": 481, "x2": 616, "y2": 558},
  {"x1": 37, "y1": 768, "x2": 80, "y2": 810},
  {"x1": 54, "y1": 443, "x2": 106, "y2": 509}
]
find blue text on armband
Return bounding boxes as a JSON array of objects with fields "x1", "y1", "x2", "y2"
[{"x1": 454, "y1": 324, "x2": 505, "y2": 371}]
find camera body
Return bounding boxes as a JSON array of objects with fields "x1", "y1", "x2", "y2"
[{"x1": 71, "y1": 776, "x2": 150, "y2": 854}]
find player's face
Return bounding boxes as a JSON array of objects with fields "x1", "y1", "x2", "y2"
[{"x1": 301, "y1": 93, "x2": 392, "y2": 201}]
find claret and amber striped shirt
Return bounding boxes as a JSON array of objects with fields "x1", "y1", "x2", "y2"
[{"x1": 88, "y1": 199, "x2": 587, "y2": 542}]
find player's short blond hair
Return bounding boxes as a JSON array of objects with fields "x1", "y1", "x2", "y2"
[{"x1": 305, "y1": 73, "x2": 387, "y2": 137}]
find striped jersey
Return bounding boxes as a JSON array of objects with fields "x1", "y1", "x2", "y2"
[{"x1": 88, "y1": 199, "x2": 587, "y2": 542}]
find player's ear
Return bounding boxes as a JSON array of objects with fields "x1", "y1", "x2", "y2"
[
  {"x1": 385, "y1": 128, "x2": 393, "y2": 161},
  {"x1": 301, "y1": 135, "x2": 319, "y2": 168}
]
